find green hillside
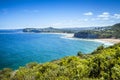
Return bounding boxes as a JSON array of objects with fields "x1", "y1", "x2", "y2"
[
  {"x1": 1, "y1": 43, "x2": 120, "y2": 80},
  {"x1": 74, "y1": 23, "x2": 120, "y2": 39}
]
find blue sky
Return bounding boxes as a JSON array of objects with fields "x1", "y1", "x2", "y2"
[{"x1": 0, "y1": 0, "x2": 120, "y2": 29}]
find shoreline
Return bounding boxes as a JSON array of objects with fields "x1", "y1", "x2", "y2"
[
  {"x1": 2, "y1": 32, "x2": 120, "y2": 45},
  {"x1": 95, "y1": 39, "x2": 120, "y2": 44},
  {"x1": 61, "y1": 33, "x2": 120, "y2": 45}
]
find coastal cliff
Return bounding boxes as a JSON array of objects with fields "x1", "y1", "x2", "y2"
[
  {"x1": 74, "y1": 23, "x2": 120, "y2": 39},
  {"x1": 74, "y1": 31, "x2": 98, "y2": 39}
]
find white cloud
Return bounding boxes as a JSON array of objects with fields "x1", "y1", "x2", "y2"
[
  {"x1": 110, "y1": 20, "x2": 115, "y2": 22},
  {"x1": 83, "y1": 19, "x2": 88, "y2": 21},
  {"x1": 113, "y1": 14, "x2": 120, "y2": 19},
  {"x1": 97, "y1": 12, "x2": 110, "y2": 20},
  {"x1": 91, "y1": 18, "x2": 96, "y2": 21},
  {"x1": 98, "y1": 12, "x2": 110, "y2": 18},
  {"x1": 83, "y1": 12, "x2": 93, "y2": 16},
  {"x1": 97, "y1": 12, "x2": 120, "y2": 21}
]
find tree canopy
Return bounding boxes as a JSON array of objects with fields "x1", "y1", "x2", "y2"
[{"x1": 1, "y1": 43, "x2": 120, "y2": 80}]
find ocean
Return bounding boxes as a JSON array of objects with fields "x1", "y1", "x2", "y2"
[{"x1": 0, "y1": 32, "x2": 103, "y2": 70}]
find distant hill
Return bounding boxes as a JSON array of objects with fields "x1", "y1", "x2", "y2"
[
  {"x1": 74, "y1": 23, "x2": 120, "y2": 39},
  {"x1": 22, "y1": 27, "x2": 99, "y2": 33},
  {"x1": 23, "y1": 27, "x2": 68, "y2": 33}
]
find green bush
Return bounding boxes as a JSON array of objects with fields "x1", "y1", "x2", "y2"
[{"x1": 1, "y1": 43, "x2": 120, "y2": 80}]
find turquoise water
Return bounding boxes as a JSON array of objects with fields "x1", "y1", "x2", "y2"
[{"x1": 0, "y1": 33, "x2": 102, "y2": 70}]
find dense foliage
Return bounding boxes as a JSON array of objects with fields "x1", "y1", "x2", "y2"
[
  {"x1": 74, "y1": 23, "x2": 120, "y2": 39},
  {"x1": 1, "y1": 43, "x2": 120, "y2": 80}
]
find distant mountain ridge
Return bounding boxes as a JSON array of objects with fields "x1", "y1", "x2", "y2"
[
  {"x1": 0, "y1": 26, "x2": 105, "y2": 34},
  {"x1": 22, "y1": 26, "x2": 103, "y2": 33},
  {"x1": 1, "y1": 23, "x2": 119, "y2": 39}
]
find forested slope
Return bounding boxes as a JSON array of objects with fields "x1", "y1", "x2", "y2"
[
  {"x1": 1, "y1": 43, "x2": 120, "y2": 80},
  {"x1": 74, "y1": 23, "x2": 120, "y2": 39}
]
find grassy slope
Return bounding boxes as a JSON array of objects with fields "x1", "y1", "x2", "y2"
[{"x1": 1, "y1": 43, "x2": 120, "y2": 80}]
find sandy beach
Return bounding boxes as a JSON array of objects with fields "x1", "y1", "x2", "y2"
[
  {"x1": 95, "y1": 39, "x2": 120, "y2": 44},
  {"x1": 62, "y1": 33, "x2": 120, "y2": 44},
  {"x1": 60, "y1": 33, "x2": 74, "y2": 38},
  {"x1": 40, "y1": 33, "x2": 120, "y2": 44}
]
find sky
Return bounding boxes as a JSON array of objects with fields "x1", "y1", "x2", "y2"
[{"x1": 0, "y1": 0, "x2": 120, "y2": 29}]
